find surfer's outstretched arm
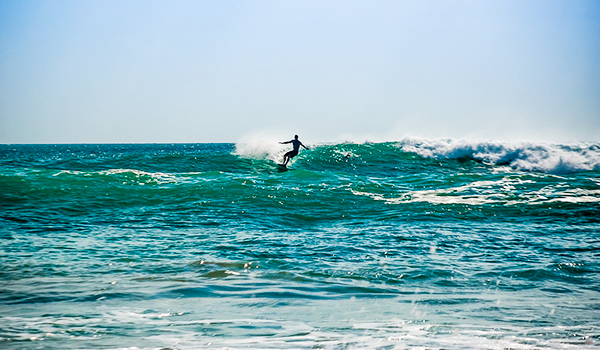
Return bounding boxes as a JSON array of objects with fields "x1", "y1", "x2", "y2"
[
  {"x1": 301, "y1": 142, "x2": 310, "y2": 150},
  {"x1": 280, "y1": 140, "x2": 292, "y2": 144}
]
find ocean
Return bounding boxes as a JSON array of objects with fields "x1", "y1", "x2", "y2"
[{"x1": 1, "y1": 139, "x2": 599, "y2": 349}]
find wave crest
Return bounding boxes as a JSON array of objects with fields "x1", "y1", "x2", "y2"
[{"x1": 400, "y1": 138, "x2": 600, "y2": 174}]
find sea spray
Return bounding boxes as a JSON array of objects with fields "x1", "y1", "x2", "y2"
[{"x1": 233, "y1": 134, "x2": 289, "y2": 162}]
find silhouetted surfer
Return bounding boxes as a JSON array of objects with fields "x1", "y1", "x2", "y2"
[{"x1": 280, "y1": 135, "x2": 309, "y2": 166}]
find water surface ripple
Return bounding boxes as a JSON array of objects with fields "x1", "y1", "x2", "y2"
[{"x1": 1, "y1": 142, "x2": 599, "y2": 349}]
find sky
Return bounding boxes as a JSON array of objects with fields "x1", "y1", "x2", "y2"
[{"x1": 1, "y1": 0, "x2": 599, "y2": 144}]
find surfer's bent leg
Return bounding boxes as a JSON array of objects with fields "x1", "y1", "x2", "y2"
[
  {"x1": 283, "y1": 150, "x2": 298, "y2": 165},
  {"x1": 282, "y1": 151, "x2": 291, "y2": 165}
]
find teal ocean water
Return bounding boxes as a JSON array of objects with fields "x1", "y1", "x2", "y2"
[{"x1": 1, "y1": 139, "x2": 599, "y2": 349}]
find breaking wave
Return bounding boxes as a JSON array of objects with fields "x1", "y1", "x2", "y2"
[{"x1": 399, "y1": 138, "x2": 600, "y2": 174}]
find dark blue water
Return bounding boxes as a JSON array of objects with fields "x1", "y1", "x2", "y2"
[{"x1": 1, "y1": 140, "x2": 599, "y2": 349}]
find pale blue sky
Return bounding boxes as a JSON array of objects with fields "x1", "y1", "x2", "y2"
[{"x1": 1, "y1": 0, "x2": 599, "y2": 143}]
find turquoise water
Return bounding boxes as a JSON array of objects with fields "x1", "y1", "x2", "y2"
[{"x1": 1, "y1": 140, "x2": 599, "y2": 349}]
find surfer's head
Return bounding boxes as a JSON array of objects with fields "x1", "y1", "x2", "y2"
[{"x1": 294, "y1": 135, "x2": 298, "y2": 139}]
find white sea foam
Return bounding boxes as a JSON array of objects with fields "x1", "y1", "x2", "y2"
[
  {"x1": 233, "y1": 133, "x2": 291, "y2": 163},
  {"x1": 53, "y1": 169, "x2": 179, "y2": 183},
  {"x1": 351, "y1": 176, "x2": 600, "y2": 205},
  {"x1": 6, "y1": 311, "x2": 596, "y2": 350},
  {"x1": 399, "y1": 138, "x2": 600, "y2": 174},
  {"x1": 99, "y1": 320, "x2": 598, "y2": 350},
  {"x1": 100, "y1": 169, "x2": 179, "y2": 184}
]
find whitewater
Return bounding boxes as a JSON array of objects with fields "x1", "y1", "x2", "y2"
[{"x1": 0, "y1": 138, "x2": 599, "y2": 349}]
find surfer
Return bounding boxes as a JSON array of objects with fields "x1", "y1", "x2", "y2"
[{"x1": 280, "y1": 135, "x2": 309, "y2": 166}]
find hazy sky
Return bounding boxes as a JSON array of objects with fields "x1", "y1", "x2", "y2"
[{"x1": 1, "y1": 0, "x2": 599, "y2": 143}]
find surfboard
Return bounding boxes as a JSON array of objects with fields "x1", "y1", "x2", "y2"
[{"x1": 277, "y1": 163, "x2": 288, "y2": 172}]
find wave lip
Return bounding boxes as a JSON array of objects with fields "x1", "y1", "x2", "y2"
[{"x1": 399, "y1": 138, "x2": 600, "y2": 174}]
